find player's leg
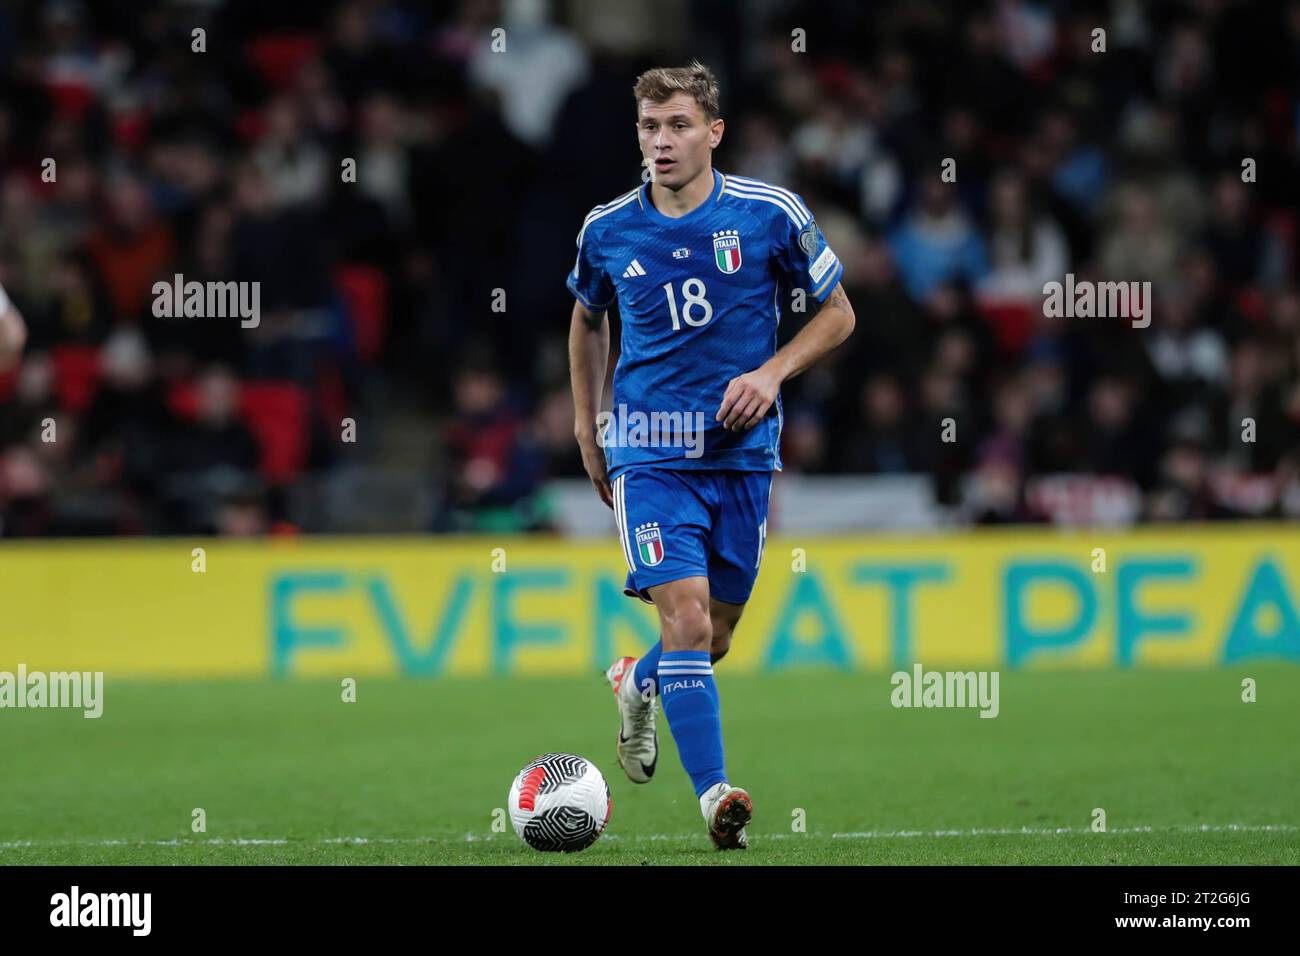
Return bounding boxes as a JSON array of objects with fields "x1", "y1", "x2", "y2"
[
  {"x1": 705, "y1": 469, "x2": 771, "y2": 664},
  {"x1": 604, "y1": 469, "x2": 709, "y2": 784},
  {"x1": 614, "y1": 532, "x2": 738, "y2": 699},
  {"x1": 688, "y1": 470, "x2": 774, "y2": 848},
  {"x1": 602, "y1": 468, "x2": 751, "y2": 848},
  {"x1": 646, "y1": 574, "x2": 750, "y2": 849},
  {"x1": 709, "y1": 597, "x2": 745, "y2": 663}
]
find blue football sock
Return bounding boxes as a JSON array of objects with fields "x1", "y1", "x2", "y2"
[
  {"x1": 657, "y1": 650, "x2": 726, "y2": 797},
  {"x1": 633, "y1": 641, "x2": 663, "y2": 698}
]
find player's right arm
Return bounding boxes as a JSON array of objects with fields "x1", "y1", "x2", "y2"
[
  {"x1": 569, "y1": 299, "x2": 613, "y2": 509},
  {"x1": 0, "y1": 282, "x2": 27, "y2": 372},
  {"x1": 566, "y1": 210, "x2": 618, "y2": 509}
]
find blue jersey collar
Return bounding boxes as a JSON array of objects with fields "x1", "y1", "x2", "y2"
[{"x1": 640, "y1": 168, "x2": 724, "y2": 226}]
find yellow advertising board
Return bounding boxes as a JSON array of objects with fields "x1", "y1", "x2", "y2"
[{"x1": 1, "y1": 526, "x2": 1297, "y2": 679}]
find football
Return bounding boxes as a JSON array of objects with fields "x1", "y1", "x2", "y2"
[{"x1": 507, "y1": 753, "x2": 612, "y2": 852}]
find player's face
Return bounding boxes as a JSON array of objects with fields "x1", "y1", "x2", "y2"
[{"x1": 636, "y1": 94, "x2": 723, "y2": 190}]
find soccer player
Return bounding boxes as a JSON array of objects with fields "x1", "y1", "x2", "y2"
[
  {"x1": 0, "y1": 281, "x2": 26, "y2": 371},
  {"x1": 567, "y1": 62, "x2": 856, "y2": 849}
]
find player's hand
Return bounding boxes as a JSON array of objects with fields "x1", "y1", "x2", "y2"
[
  {"x1": 717, "y1": 366, "x2": 780, "y2": 431},
  {"x1": 577, "y1": 433, "x2": 614, "y2": 509}
]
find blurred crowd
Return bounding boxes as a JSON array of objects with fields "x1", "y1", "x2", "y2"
[{"x1": 1, "y1": 0, "x2": 1300, "y2": 535}]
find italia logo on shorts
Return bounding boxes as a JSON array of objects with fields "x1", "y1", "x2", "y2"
[
  {"x1": 634, "y1": 522, "x2": 665, "y2": 566},
  {"x1": 712, "y1": 230, "x2": 742, "y2": 274}
]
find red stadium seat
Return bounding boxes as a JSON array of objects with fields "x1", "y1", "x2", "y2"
[
  {"x1": 234, "y1": 108, "x2": 267, "y2": 144},
  {"x1": 167, "y1": 378, "x2": 309, "y2": 484},
  {"x1": 976, "y1": 299, "x2": 1033, "y2": 357},
  {"x1": 111, "y1": 107, "x2": 149, "y2": 151},
  {"x1": 45, "y1": 80, "x2": 95, "y2": 121},
  {"x1": 166, "y1": 378, "x2": 199, "y2": 420},
  {"x1": 314, "y1": 357, "x2": 350, "y2": 430},
  {"x1": 239, "y1": 382, "x2": 309, "y2": 484},
  {"x1": 247, "y1": 35, "x2": 319, "y2": 91},
  {"x1": 335, "y1": 265, "x2": 389, "y2": 364},
  {"x1": 50, "y1": 345, "x2": 101, "y2": 413}
]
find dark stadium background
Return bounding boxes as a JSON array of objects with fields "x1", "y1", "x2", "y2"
[{"x1": 0, "y1": 0, "x2": 1299, "y2": 537}]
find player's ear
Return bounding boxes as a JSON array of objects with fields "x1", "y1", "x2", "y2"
[{"x1": 709, "y1": 117, "x2": 725, "y2": 150}]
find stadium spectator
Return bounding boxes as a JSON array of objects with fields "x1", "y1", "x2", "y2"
[
  {"x1": 436, "y1": 353, "x2": 544, "y2": 532},
  {"x1": 888, "y1": 176, "x2": 989, "y2": 301}
]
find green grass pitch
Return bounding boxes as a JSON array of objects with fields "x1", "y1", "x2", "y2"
[{"x1": 2, "y1": 667, "x2": 1297, "y2": 865}]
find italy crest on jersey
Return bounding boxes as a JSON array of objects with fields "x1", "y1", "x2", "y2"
[
  {"x1": 634, "y1": 522, "x2": 665, "y2": 566},
  {"x1": 712, "y1": 230, "x2": 742, "y2": 274}
]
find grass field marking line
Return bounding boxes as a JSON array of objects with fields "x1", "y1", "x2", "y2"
[
  {"x1": 1, "y1": 823, "x2": 1296, "y2": 850},
  {"x1": 0, "y1": 837, "x2": 292, "y2": 848},
  {"x1": 826, "y1": 824, "x2": 1296, "y2": 838}
]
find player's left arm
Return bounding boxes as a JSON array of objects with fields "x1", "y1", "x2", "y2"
[{"x1": 716, "y1": 281, "x2": 855, "y2": 431}]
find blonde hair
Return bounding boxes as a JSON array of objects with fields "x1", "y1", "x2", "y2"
[{"x1": 633, "y1": 61, "x2": 720, "y2": 120}]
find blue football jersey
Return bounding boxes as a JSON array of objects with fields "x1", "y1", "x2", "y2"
[{"x1": 567, "y1": 169, "x2": 843, "y2": 479}]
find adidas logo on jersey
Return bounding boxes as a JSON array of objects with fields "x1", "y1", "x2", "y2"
[{"x1": 622, "y1": 259, "x2": 647, "y2": 278}]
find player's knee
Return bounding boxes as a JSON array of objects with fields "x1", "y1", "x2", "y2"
[{"x1": 660, "y1": 603, "x2": 712, "y2": 653}]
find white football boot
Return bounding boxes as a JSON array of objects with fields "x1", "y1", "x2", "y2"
[
  {"x1": 605, "y1": 656, "x2": 658, "y2": 784},
  {"x1": 700, "y1": 782, "x2": 752, "y2": 850}
]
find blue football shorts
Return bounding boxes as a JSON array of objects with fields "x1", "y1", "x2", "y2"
[{"x1": 610, "y1": 468, "x2": 773, "y2": 606}]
